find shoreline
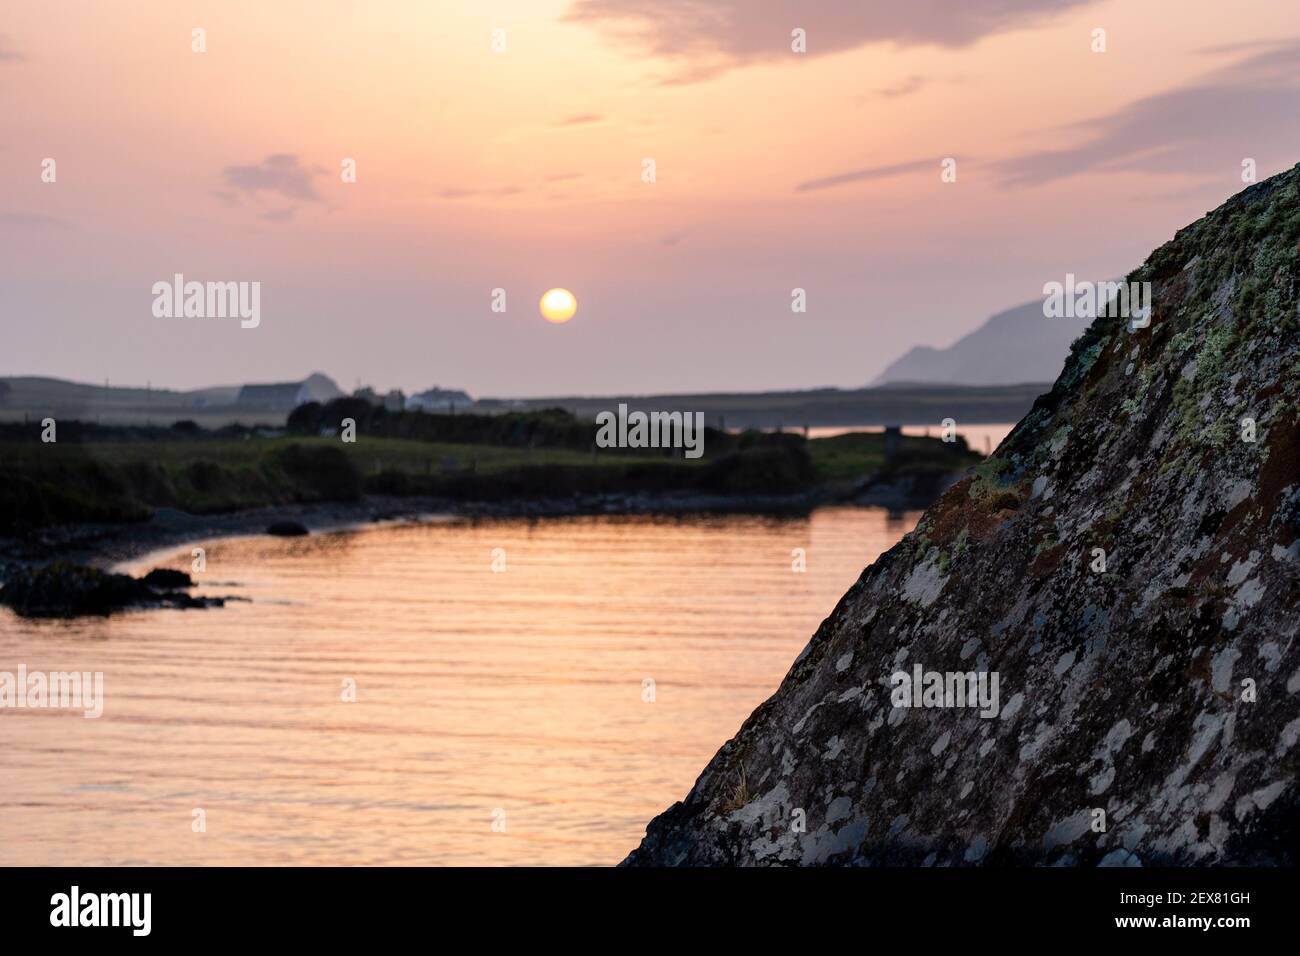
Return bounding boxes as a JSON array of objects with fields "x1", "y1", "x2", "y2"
[
  {"x1": 0, "y1": 476, "x2": 950, "y2": 620},
  {"x1": 3, "y1": 487, "x2": 913, "y2": 575}
]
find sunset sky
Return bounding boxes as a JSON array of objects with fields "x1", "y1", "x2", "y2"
[{"x1": 2, "y1": 0, "x2": 1298, "y2": 397}]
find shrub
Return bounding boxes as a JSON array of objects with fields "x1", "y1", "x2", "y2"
[
  {"x1": 695, "y1": 444, "x2": 816, "y2": 495},
  {"x1": 261, "y1": 444, "x2": 362, "y2": 501}
]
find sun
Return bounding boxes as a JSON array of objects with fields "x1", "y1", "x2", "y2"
[{"x1": 539, "y1": 288, "x2": 577, "y2": 323}]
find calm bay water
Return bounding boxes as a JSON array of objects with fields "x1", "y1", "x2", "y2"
[{"x1": 1, "y1": 507, "x2": 920, "y2": 866}]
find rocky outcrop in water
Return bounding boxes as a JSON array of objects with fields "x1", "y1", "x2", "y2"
[
  {"x1": 0, "y1": 563, "x2": 223, "y2": 617},
  {"x1": 625, "y1": 166, "x2": 1300, "y2": 866}
]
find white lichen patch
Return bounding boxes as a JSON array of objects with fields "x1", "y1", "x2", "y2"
[
  {"x1": 1223, "y1": 576, "x2": 1267, "y2": 630},
  {"x1": 901, "y1": 555, "x2": 948, "y2": 607},
  {"x1": 1272, "y1": 540, "x2": 1300, "y2": 564},
  {"x1": 1053, "y1": 650, "x2": 1077, "y2": 677},
  {"x1": 1042, "y1": 810, "x2": 1093, "y2": 853},
  {"x1": 1098, "y1": 848, "x2": 1142, "y2": 867},
  {"x1": 1104, "y1": 718, "x2": 1133, "y2": 753},
  {"x1": 1234, "y1": 781, "x2": 1286, "y2": 822},
  {"x1": 1226, "y1": 551, "x2": 1261, "y2": 587},
  {"x1": 1019, "y1": 722, "x2": 1056, "y2": 761},
  {"x1": 792, "y1": 701, "x2": 824, "y2": 735},
  {"x1": 1088, "y1": 718, "x2": 1133, "y2": 795},
  {"x1": 1089, "y1": 766, "x2": 1115, "y2": 795},
  {"x1": 1279, "y1": 717, "x2": 1300, "y2": 754},
  {"x1": 999, "y1": 692, "x2": 1024, "y2": 722},
  {"x1": 1204, "y1": 771, "x2": 1236, "y2": 813},
  {"x1": 1221, "y1": 479, "x2": 1254, "y2": 511},
  {"x1": 826, "y1": 795, "x2": 853, "y2": 824},
  {"x1": 798, "y1": 818, "x2": 868, "y2": 865},
  {"x1": 1234, "y1": 576, "x2": 1266, "y2": 607},
  {"x1": 730, "y1": 780, "x2": 790, "y2": 827},
  {"x1": 1211, "y1": 647, "x2": 1242, "y2": 694},
  {"x1": 1165, "y1": 713, "x2": 1225, "y2": 791}
]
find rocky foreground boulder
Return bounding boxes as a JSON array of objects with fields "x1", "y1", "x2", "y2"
[{"x1": 625, "y1": 165, "x2": 1300, "y2": 866}]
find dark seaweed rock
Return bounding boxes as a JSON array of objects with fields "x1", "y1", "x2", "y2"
[
  {"x1": 164, "y1": 592, "x2": 226, "y2": 611},
  {"x1": 625, "y1": 164, "x2": 1300, "y2": 866},
  {"x1": 141, "y1": 568, "x2": 194, "y2": 590},
  {"x1": 266, "y1": 520, "x2": 309, "y2": 537},
  {"x1": 0, "y1": 563, "x2": 151, "y2": 617},
  {"x1": 0, "y1": 562, "x2": 225, "y2": 618}
]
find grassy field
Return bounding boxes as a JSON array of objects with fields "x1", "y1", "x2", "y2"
[
  {"x1": 806, "y1": 431, "x2": 971, "y2": 482},
  {"x1": 0, "y1": 435, "x2": 675, "y2": 529}
]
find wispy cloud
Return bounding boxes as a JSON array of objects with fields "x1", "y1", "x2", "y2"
[
  {"x1": 996, "y1": 41, "x2": 1300, "y2": 187},
  {"x1": 565, "y1": 0, "x2": 1096, "y2": 83},
  {"x1": 0, "y1": 211, "x2": 71, "y2": 228},
  {"x1": 553, "y1": 113, "x2": 605, "y2": 127},
  {"x1": 436, "y1": 184, "x2": 524, "y2": 200},
  {"x1": 874, "y1": 75, "x2": 928, "y2": 99},
  {"x1": 222, "y1": 154, "x2": 325, "y2": 203},
  {"x1": 1194, "y1": 39, "x2": 1284, "y2": 56},
  {"x1": 795, "y1": 158, "x2": 940, "y2": 193},
  {"x1": 219, "y1": 154, "x2": 327, "y2": 223},
  {"x1": 0, "y1": 34, "x2": 25, "y2": 62}
]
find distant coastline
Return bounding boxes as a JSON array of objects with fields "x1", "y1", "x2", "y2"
[{"x1": 0, "y1": 375, "x2": 1046, "y2": 431}]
